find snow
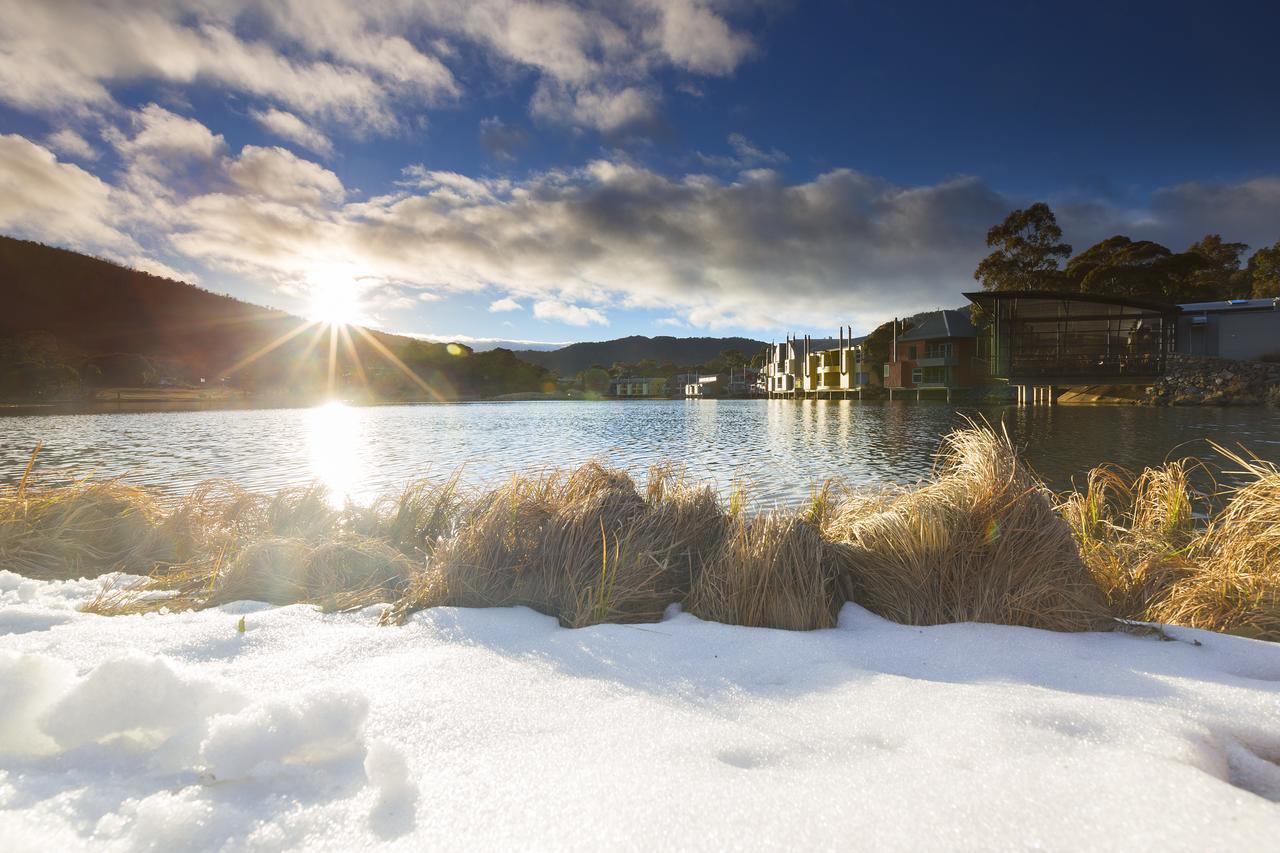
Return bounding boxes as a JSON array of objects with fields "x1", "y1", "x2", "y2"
[{"x1": 2, "y1": 568, "x2": 1280, "y2": 851}]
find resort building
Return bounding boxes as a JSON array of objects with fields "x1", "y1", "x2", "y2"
[
  {"x1": 763, "y1": 331, "x2": 875, "y2": 398},
  {"x1": 763, "y1": 339, "x2": 802, "y2": 395},
  {"x1": 685, "y1": 367, "x2": 760, "y2": 398},
  {"x1": 883, "y1": 310, "x2": 982, "y2": 400},
  {"x1": 814, "y1": 334, "x2": 876, "y2": 397},
  {"x1": 1177, "y1": 297, "x2": 1280, "y2": 361},
  {"x1": 609, "y1": 377, "x2": 666, "y2": 398},
  {"x1": 963, "y1": 291, "x2": 1178, "y2": 404}
]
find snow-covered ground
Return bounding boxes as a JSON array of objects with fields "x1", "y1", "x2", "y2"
[{"x1": 2, "y1": 569, "x2": 1280, "y2": 851}]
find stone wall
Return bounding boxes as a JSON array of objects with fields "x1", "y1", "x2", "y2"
[{"x1": 1147, "y1": 354, "x2": 1280, "y2": 406}]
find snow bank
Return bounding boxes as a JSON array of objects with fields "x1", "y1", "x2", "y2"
[{"x1": 2, "y1": 570, "x2": 1280, "y2": 850}]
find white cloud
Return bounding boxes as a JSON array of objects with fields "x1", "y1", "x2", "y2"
[
  {"x1": 45, "y1": 129, "x2": 98, "y2": 161},
  {"x1": 0, "y1": 0, "x2": 759, "y2": 136},
  {"x1": 649, "y1": 0, "x2": 755, "y2": 75},
  {"x1": 0, "y1": 134, "x2": 133, "y2": 251},
  {"x1": 111, "y1": 104, "x2": 225, "y2": 160},
  {"x1": 228, "y1": 146, "x2": 344, "y2": 206},
  {"x1": 249, "y1": 108, "x2": 334, "y2": 158},
  {"x1": 533, "y1": 300, "x2": 610, "y2": 327},
  {"x1": 531, "y1": 82, "x2": 659, "y2": 133},
  {"x1": 489, "y1": 297, "x2": 524, "y2": 313},
  {"x1": 125, "y1": 254, "x2": 200, "y2": 283}
]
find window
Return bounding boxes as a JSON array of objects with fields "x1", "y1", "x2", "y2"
[{"x1": 911, "y1": 368, "x2": 923, "y2": 385}]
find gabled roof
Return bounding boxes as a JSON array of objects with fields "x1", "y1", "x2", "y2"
[{"x1": 897, "y1": 310, "x2": 977, "y2": 341}]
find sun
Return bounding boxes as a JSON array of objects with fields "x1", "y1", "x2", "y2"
[{"x1": 307, "y1": 276, "x2": 363, "y2": 326}]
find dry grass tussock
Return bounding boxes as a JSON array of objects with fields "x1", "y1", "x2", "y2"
[
  {"x1": 686, "y1": 511, "x2": 840, "y2": 630},
  {"x1": 0, "y1": 446, "x2": 179, "y2": 580},
  {"x1": 822, "y1": 425, "x2": 1112, "y2": 632},
  {"x1": 7, "y1": 425, "x2": 1280, "y2": 640},
  {"x1": 1146, "y1": 446, "x2": 1280, "y2": 639},
  {"x1": 387, "y1": 462, "x2": 726, "y2": 627},
  {"x1": 1057, "y1": 461, "x2": 1200, "y2": 620}
]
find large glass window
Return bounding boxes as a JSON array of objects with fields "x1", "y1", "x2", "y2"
[{"x1": 987, "y1": 296, "x2": 1174, "y2": 380}]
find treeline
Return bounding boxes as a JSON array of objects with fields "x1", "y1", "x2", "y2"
[
  {"x1": 973, "y1": 203, "x2": 1280, "y2": 303},
  {"x1": 596, "y1": 348, "x2": 754, "y2": 379},
  {"x1": 515, "y1": 335, "x2": 767, "y2": 376}
]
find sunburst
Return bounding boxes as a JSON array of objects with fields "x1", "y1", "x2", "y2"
[{"x1": 218, "y1": 274, "x2": 455, "y2": 401}]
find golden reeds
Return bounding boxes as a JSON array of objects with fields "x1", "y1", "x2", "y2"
[
  {"x1": 825, "y1": 425, "x2": 1112, "y2": 632},
  {"x1": 1147, "y1": 446, "x2": 1280, "y2": 638},
  {"x1": 686, "y1": 512, "x2": 840, "y2": 630},
  {"x1": 1058, "y1": 461, "x2": 1200, "y2": 620},
  {"x1": 8, "y1": 424, "x2": 1280, "y2": 641},
  {"x1": 0, "y1": 446, "x2": 180, "y2": 580}
]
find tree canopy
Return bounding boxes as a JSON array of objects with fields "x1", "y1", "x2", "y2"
[
  {"x1": 973, "y1": 203, "x2": 1072, "y2": 292},
  {"x1": 974, "y1": 204, "x2": 1278, "y2": 305}
]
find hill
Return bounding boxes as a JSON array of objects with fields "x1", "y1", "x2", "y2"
[
  {"x1": 515, "y1": 335, "x2": 769, "y2": 376},
  {"x1": 0, "y1": 236, "x2": 551, "y2": 401}
]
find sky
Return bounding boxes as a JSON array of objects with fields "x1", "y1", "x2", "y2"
[{"x1": 1, "y1": 0, "x2": 1279, "y2": 348}]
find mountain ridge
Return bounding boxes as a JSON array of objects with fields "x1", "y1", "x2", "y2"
[{"x1": 514, "y1": 334, "x2": 769, "y2": 376}]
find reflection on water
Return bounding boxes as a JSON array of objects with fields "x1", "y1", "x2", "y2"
[
  {"x1": 306, "y1": 401, "x2": 368, "y2": 506},
  {"x1": 3, "y1": 400, "x2": 1279, "y2": 507}
]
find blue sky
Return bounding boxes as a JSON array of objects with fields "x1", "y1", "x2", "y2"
[{"x1": 1, "y1": 0, "x2": 1278, "y2": 347}]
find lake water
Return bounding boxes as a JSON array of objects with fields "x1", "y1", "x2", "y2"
[{"x1": 3, "y1": 400, "x2": 1279, "y2": 507}]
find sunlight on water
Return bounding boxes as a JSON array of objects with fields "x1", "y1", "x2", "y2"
[
  {"x1": 305, "y1": 401, "x2": 368, "y2": 507},
  {"x1": 3, "y1": 401, "x2": 1280, "y2": 507}
]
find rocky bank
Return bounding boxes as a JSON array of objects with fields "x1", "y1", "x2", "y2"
[{"x1": 1147, "y1": 354, "x2": 1280, "y2": 406}]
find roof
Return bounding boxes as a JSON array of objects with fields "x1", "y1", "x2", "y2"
[
  {"x1": 963, "y1": 290, "x2": 1179, "y2": 314},
  {"x1": 897, "y1": 309, "x2": 977, "y2": 341},
  {"x1": 1178, "y1": 298, "x2": 1279, "y2": 313}
]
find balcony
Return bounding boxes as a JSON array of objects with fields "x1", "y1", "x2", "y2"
[{"x1": 915, "y1": 355, "x2": 958, "y2": 367}]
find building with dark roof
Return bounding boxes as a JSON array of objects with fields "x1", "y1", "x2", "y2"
[{"x1": 883, "y1": 310, "x2": 983, "y2": 399}]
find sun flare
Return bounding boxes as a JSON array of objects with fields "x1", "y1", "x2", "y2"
[{"x1": 306, "y1": 276, "x2": 363, "y2": 326}]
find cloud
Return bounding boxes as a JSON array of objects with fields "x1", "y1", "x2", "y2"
[
  {"x1": 0, "y1": 134, "x2": 133, "y2": 251},
  {"x1": 650, "y1": 0, "x2": 755, "y2": 75},
  {"x1": 0, "y1": 2, "x2": 408, "y2": 129},
  {"x1": 1149, "y1": 178, "x2": 1280, "y2": 250},
  {"x1": 530, "y1": 81, "x2": 660, "y2": 133},
  {"x1": 228, "y1": 146, "x2": 344, "y2": 206},
  {"x1": 250, "y1": 108, "x2": 334, "y2": 158},
  {"x1": 0, "y1": 0, "x2": 759, "y2": 136},
  {"x1": 10, "y1": 120, "x2": 1277, "y2": 336},
  {"x1": 533, "y1": 300, "x2": 610, "y2": 327},
  {"x1": 478, "y1": 116, "x2": 528, "y2": 162},
  {"x1": 489, "y1": 297, "x2": 524, "y2": 312},
  {"x1": 696, "y1": 133, "x2": 788, "y2": 170},
  {"x1": 111, "y1": 104, "x2": 225, "y2": 160},
  {"x1": 45, "y1": 129, "x2": 98, "y2": 161},
  {"x1": 125, "y1": 255, "x2": 200, "y2": 283}
]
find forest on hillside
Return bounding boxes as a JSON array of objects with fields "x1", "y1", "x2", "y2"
[{"x1": 0, "y1": 237, "x2": 551, "y2": 403}]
